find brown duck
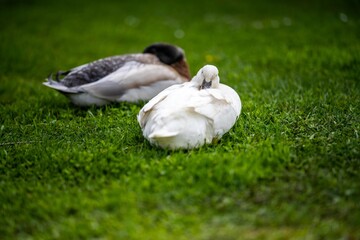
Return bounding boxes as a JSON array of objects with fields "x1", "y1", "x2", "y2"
[{"x1": 43, "y1": 43, "x2": 190, "y2": 106}]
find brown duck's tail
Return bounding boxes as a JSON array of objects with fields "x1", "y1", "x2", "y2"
[{"x1": 43, "y1": 73, "x2": 79, "y2": 93}]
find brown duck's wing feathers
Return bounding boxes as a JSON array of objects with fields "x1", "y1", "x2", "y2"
[
  {"x1": 57, "y1": 54, "x2": 161, "y2": 88},
  {"x1": 77, "y1": 60, "x2": 184, "y2": 101}
]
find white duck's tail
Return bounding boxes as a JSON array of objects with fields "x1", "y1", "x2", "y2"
[{"x1": 43, "y1": 73, "x2": 79, "y2": 94}]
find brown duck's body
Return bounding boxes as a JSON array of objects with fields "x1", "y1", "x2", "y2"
[{"x1": 43, "y1": 43, "x2": 191, "y2": 106}]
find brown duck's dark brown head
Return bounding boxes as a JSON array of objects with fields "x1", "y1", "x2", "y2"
[
  {"x1": 143, "y1": 43, "x2": 191, "y2": 80},
  {"x1": 143, "y1": 43, "x2": 184, "y2": 64}
]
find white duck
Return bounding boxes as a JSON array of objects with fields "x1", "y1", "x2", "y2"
[
  {"x1": 43, "y1": 43, "x2": 190, "y2": 106},
  {"x1": 138, "y1": 65, "x2": 241, "y2": 150}
]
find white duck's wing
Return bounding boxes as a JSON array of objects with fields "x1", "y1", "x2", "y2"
[
  {"x1": 138, "y1": 85, "x2": 216, "y2": 149},
  {"x1": 218, "y1": 84, "x2": 242, "y2": 116},
  {"x1": 77, "y1": 60, "x2": 184, "y2": 101},
  {"x1": 137, "y1": 83, "x2": 187, "y2": 128},
  {"x1": 190, "y1": 85, "x2": 241, "y2": 137},
  {"x1": 141, "y1": 83, "x2": 188, "y2": 112}
]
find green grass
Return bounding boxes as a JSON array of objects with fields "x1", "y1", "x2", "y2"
[{"x1": 1, "y1": 0, "x2": 360, "y2": 239}]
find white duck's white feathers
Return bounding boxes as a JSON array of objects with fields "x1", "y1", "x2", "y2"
[
  {"x1": 43, "y1": 43, "x2": 190, "y2": 106},
  {"x1": 138, "y1": 65, "x2": 241, "y2": 149}
]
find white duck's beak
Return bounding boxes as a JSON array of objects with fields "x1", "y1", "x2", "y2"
[{"x1": 200, "y1": 80, "x2": 212, "y2": 89}]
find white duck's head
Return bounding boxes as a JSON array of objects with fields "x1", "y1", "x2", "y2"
[{"x1": 192, "y1": 65, "x2": 220, "y2": 89}]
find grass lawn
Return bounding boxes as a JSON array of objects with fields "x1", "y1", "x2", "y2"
[{"x1": 1, "y1": 0, "x2": 359, "y2": 239}]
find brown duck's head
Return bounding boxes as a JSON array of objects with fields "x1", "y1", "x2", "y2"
[{"x1": 143, "y1": 43, "x2": 191, "y2": 80}]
